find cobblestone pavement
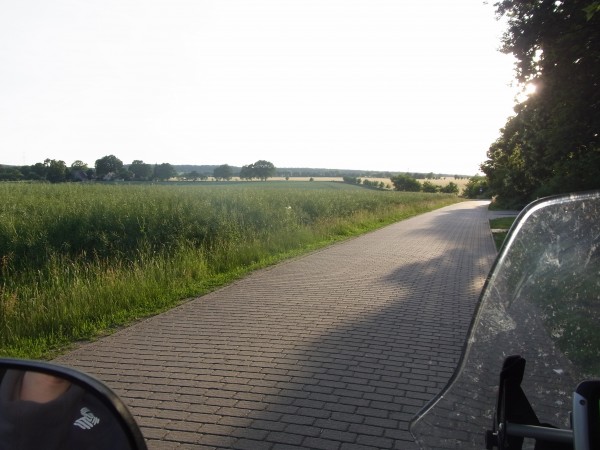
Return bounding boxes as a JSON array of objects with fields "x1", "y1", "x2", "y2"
[{"x1": 55, "y1": 201, "x2": 498, "y2": 449}]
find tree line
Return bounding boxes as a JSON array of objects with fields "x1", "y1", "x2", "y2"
[
  {"x1": 389, "y1": 174, "x2": 460, "y2": 194},
  {"x1": 0, "y1": 156, "x2": 277, "y2": 183},
  {"x1": 482, "y1": 0, "x2": 600, "y2": 208}
]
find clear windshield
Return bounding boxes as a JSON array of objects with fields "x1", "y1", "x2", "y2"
[{"x1": 411, "y1": 191, "x2": 600, "y2": 449}]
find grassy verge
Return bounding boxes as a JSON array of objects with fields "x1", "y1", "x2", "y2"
[
  {"x1": 490, "y1": 217, "x2": 516, "y2": 251},
  {"x1": 0, "y1": 183, "x2": 461, "y2": 358}
]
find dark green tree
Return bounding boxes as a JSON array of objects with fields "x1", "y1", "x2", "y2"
[
  {"x1": 129, "y1": 160, "x2": 153, "y2": 180},
  {"x1": 251, "y1": 160, "x2": 276, "y2": 181},
  {"x1": 45, "y1": 159, "x2": 68, "y2": 183},
  {"x1": 463, "y1": 175, "x2": 489, "y2": 199},
  {"x1": 482, "y1": 0, "x2": 600, "y2": 207},
  {"x1": 439, "y1": 182, "x2": 459, "y2": 194},
  {"x1": 421, "y1": 181, "x2": 439, "y2": 193},
  {"x1": 213, "y1": 164, "x2": 233, "y2": 181},
  {"x1": 0, "y1": 166, "x2": 23, "y2": 181},
  {"x1": 153, "y1": 163, "x2": 177, "y2": 181},
  {"x1": 95, "y1": 155, "x2": 123, "y2": 179},
  {"x1": 239, "y1": 164, "x2": 255, "y2": 180},
  {"x1": 70, "y1": 160, "x2": 88, "y2": 170},
  {"x1": 391, "y1": 174, "x2": 421, "y2": 192},
  {"x1": 69, "y1": 160, "x2": 89, "y2": 181}
]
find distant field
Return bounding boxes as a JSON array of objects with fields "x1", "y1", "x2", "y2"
[
  {"x1": 0, "y1": 182, "x2": 461, "y2": 358},
  {"x1": 192, "y1": 176, "x2": 470, "y2": 192},
  {"x1": 359, "y1": 176, "x2": 470, "y2": 191}
]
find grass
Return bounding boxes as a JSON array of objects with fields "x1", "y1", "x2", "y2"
[
  {"x1": 0, "y1": 182, "x2": 462, "y2": 358},
  {"x1": 489, "y1": 217, "x2": 516, "y2": 251}
]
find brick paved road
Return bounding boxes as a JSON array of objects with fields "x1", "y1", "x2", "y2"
[{"x1": 55, "y1": 200, "x2": 498, "y2": 449}]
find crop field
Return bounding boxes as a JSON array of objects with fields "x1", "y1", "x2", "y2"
[{"x1": 0, "y1": 182, "x2": 461, "y2": 358}]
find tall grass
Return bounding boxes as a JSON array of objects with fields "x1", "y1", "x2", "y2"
[{"x1": 0, "y1": 182, "x2": 461, "y2": 358}]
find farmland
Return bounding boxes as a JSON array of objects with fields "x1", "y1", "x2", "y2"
[{"x1": 0, "y1": 182, "x2": 461, "y2": 358}]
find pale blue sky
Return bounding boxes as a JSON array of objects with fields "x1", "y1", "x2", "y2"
[{"x1": 0, "y1": 1, "x2": 517, "y2": 174}]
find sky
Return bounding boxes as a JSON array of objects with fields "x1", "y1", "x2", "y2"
[{"x1": 0, "y1": 1, "x2": 518, "y2": 175}]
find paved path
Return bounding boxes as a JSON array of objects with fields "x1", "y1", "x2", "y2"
[{"x1": 56, "y1": 201, "x2": 498, "y2": 449}]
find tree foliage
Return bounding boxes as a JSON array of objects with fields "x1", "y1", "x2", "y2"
[
  {"x1": 213, "y1": 164, "x2": 233, "y2": 181},
  {"x1": 95, "y1": 155, "x2": 123, "y2": 178},
  {"x1": 44, "y1": 159, "x2": 68, "y2": 183},
  {"x1": 391, "y1": 174, "x2": 421, "y2": 192},
  {"x1": 439, "y1": 181, "x2": 459, "y2": 194},
  {"x1": 129, "y1": 160, "x2": 154, "y2": 180},
  {"x1": 421, "y1": 181, "x2": 439, "y2": 193},
  {"x1": 154, "y1": 163, "x2": 177, "y2": 181},
  {"x1": 482, "y1": 0, "x2": 600, "y2": 208},
  {"x1": 239, "y1": 160, "x2": 276, "y2": 181},
  {"x1": 463, "y1": 175, "x2": 489, "y2": 199}
]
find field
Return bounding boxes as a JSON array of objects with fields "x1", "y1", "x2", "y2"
[
  {"x1": 0, "y1": 182, "x2": 462, "y2": 358},
  {"x1": 198, "y1": 177, "x2": 470, "y2": 192}
]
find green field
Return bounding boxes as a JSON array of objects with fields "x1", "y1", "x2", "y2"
[{"x1": 0, "y1": 182, "x2": 461, "y2": 358}]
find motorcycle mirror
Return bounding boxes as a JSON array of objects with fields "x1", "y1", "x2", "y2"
[{"x1": 0, "y1": 358, "x2": 147, "y2": 450}]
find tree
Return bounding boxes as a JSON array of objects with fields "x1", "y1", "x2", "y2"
[
  {"x1": 153, "y1": 163, "x2": 177, "y2": 181},
  {"x1": 439, "y1": 182, "x2": 459, "y2": 194},
  {"x1": 129, "y1": 160, "x2": 153, "y2": 180},
  {"x1": 463, "y1": 175, "x2": 489, "y2": 199},
  {"x1": 251, "y1": 160, "x2": 276, "y2": 181},
  {"x1": 70, "y1": 160, "x2": 88, "y2": 170},
  {"x1": 482, "y1": 0, "x2": 600, "y2": 207},
  {"x1": 0, "y1": 166, "x2": 23, "y2": 181},
  {"x1": 421, "y1": 181, "x2": 439, "y2": 193},
  {"x1": 95, "y1": 155, "x2": 123, "y2": 178},
  {"x1": 391, "y1": 174, "x2": 421, "y2": 192},
  {"x1": 46, "y1": 159, "x2": 68, "y2": 183},
  {"x1": 69, "y1": 160, "x2": 89, "y2": 181},
  {"x1": 239, "y1": 165, "x2": 255, "y2": 180},
  {"x1": 213, "y1": 164, "x2": 233, "y2": 181}
]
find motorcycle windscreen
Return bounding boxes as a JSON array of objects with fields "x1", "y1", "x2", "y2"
[{"x1": 410, "y1": 191, "x2": 600, "y2": 449}]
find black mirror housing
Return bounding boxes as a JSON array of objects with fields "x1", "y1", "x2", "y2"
[{"x1": 0, "y1": 358, "x2": 147, "y2": 450}]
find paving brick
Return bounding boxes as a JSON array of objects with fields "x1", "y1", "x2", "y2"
[
  {"x1": 233, "y1": 438, "x2": 273, "y2": 450},
  {"x1": 267, "y1": 432, "x2": 304, "y2": 445},
  {"x1": 301, "y1": 437, "x2": 342, "y2": 450},
  {"x1": 54, "y1": 202, "x2": 497, "y2": 449}
]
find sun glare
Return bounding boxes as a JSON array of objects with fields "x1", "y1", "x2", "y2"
[{"x1": 516, "y1": 82, "x2": 537, "y2": 103}]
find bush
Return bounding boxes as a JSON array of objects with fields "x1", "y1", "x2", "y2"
[
  {"x1": 390, "y1": 174, "x2": 421, "y2": 192},
  {"x1": 439, "y1": 182, "x2": 459, "y2": 194},
  {"x1": 421, "y1": 181, "x2": 439, "y2": 193},
  {"x1": 463, "y1": 176, "x2": 489, "y2": 198}
]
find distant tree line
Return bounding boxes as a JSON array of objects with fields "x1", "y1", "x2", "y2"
[
  {"x1": 0, "y1": 155, "x2": 180, "y2": 183},
  {"x1": 0, "y1": 156, "x2": 279, "y2": 183},
  {"x1": 342, "y1": 177, "x2": 389, "y2": 190},
  {"x1": 279, "y1": 168, "x2": 468, "y2": 179},
  {"x1": 2, "y1": 154, "x2": 473, "y2": 189},
  {"x1": 389, "y1": 174, "x2": 460, "y2": 194},
  {"x1": 211, "y1": 160, "x2": 277, "y2": 181}
]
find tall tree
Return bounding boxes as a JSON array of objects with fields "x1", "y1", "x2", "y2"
[
  {"x1": 482, "y1": 0, "x2": 600, "y2": 207},
  {"x1": 251, "y1": 160, "x2": 276, "y2": 181},
  {"x1": 390, "y1": 174, "x2": 421, "y2": 192},
  {"x1": 153, "y1": 163, "x2": 177, "y2": 181},
  {"x1": 239, "y1": 164, "x2": 255, "y2": 180},
  {"x1": 95, "y1": 155, "x2": 123, "y2": 178},
  {"x1": 213, "y1": 164, "x2": 233, "y2": 181},
  {"x1": 129, "y1": 160, "x2": 153, "y2": 180},
  {"x1": 46, "y1": 159, "x2": 68, "y2": 183}
]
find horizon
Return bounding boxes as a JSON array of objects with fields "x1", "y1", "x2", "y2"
[{"x1": 0, "y1": 160, "x2": 476, "y2": 177}]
